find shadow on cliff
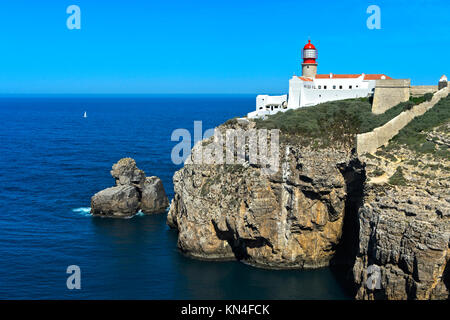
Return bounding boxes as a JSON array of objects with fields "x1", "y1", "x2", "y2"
[
  {"x1": 211, "y1": 220, "x2": 273, "y2": 262},
  {"x1": 329, "y1": 154, "x2": 366, "y2": 298}
]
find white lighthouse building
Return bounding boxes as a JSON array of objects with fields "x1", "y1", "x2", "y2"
[{"x1": 247, "y1": 40, "x2": 391, "y2": 119}]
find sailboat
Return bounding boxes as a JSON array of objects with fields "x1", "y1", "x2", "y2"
[{"x1": 83, "y1": 111, "x2": 87, "y2": 118}]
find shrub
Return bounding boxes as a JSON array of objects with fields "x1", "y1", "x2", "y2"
[
  {"x1": 391, "y1": 95, "x2": 450, "y2": 157},
  {"x1": 389, "y1": 167, "x2": 407, "y2": 186},
  {"x1": 254, "y1": 97, "x2": 411, "y2": 148},
  {"x1": 372, "y1": 168, "x2": 385, "y2": 177},
  {"x1": 409, "y1": 92, "x2": 434, "y2": 105},
  {"x1": 419, "y1": 141, "x2": 436, "y2": 153}
]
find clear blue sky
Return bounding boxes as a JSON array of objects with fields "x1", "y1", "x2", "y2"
[{"x1": 0, "y1": 0, "x2": 448, "y2": 94}]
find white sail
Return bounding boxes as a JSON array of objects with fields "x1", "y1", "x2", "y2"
[{"x1": 83, "y1": 111, "x2": 87, "y2": 118}]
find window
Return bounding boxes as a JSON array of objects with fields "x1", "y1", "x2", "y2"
[
  {"x1": 339, "y1": 85, "x2": 343, "y2": 89},
  {"x1": 349, "y1": 85, "x2": 352, "y2": 89},
  {"x1": 333, "y1": 85, "x2": 336, "y2": 89},
  {"x1": 318, "y1": 85, "x2": 322, "y2": 89},
  {"x1": 356, "y1": 85, "x2": 359, "y2": 88},
  {"x1": 324, "y1": 85, "x2": 327, "y2": 89}
]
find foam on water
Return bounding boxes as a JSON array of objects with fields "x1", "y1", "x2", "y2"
[
  {"x1": 136, "y1": 210, "x2": 144, "y2": 216},
  {"x1": 72, "y1": 207, "x2": 92, "y2": 217}
]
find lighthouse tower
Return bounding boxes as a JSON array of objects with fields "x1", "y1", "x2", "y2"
[{"x1": 301, "y1": 40, "x2": 318, "y2": 78}]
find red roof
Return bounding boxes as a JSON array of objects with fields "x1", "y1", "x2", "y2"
[
  {"x1": 363, "y1": 74, "x2": 392, "y2": 80},
  {"x1": 298, "y1": 76, "x2": 313, "y2": 81},
  {"x1": 314, "y1": 74, "x2": 392, "y2": 80}
]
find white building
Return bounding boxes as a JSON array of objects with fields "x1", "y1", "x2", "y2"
[{"x1": 248, "y1": 40, "x2": 391, "y2": 119}]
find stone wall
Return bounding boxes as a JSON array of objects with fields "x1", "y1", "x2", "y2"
[
  {"x1": 357, "y1": 87, "x2": 449, "y2": 155},
  {"x1": 372, "y1": 79, "x2": 411, "y2": 114},
  {"x1": 411, "y1": 85, "x2": 438, "y2": 97}
]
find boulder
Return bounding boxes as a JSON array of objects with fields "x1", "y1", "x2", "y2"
[
  {"x1": 141, "y1": 176, "x2": 169, "y2": 214},
  {"x1": 90, "y1": 158, "x2": 169, "y2": 218},
  {"x1": 91, "y1": 185, "x2": 140, "y2": 217},
  {"x1": 111, "y1": 158, "x2": 145, "y2": 189}
]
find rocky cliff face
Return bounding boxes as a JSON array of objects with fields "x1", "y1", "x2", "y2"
[
  {"x1": 352, "y1": 122, "x2": 450, "y2": 300},
  {"x1": 167, "y1": 121, "x2": 365, "y2": 269},
  {"x1": 168, "y1": 116, "x2": 449, "y2": 299}
]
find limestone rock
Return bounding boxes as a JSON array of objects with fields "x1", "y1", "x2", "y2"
[
  {"x1": 141, "y1": 176, "x2": 169, "y2": 214},
  {"x1": 167, "y1": 121, "x2": 365, "y2": 268},
  {"x1": 353, "y1": 185, "x2": 449, "y2": 300},
  {"x1": 353, "y1": 124, "x2": 450, "y2": 300},
  {"x1": 111, "y1": 158, "x2": 146, "y2": 189},
  {"x1": 90, "y1": 158, "x2": 168, "y2": 218},
  {"x1": 91, "y1": 185, "x2": 140, "y2": 217}
]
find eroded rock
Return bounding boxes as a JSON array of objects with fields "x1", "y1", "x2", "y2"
[
  {"x1": 167, "y1": 121, "x2": 365, "y2": 268},
  {"x1": 111, "y1": 158, "x2": 146, "y2": 188},
  {"x1": 91, "y1": 158, "x2": 169, "y2": 217},
  {"x1": 141, "y1": 176, "x2": 170, "y2": 214},
  {"x1": 91, "y1": 185, "x2": 140, "y2": 217}
]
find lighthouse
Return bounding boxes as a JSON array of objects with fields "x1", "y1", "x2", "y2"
[
  {"x1": 302, "y1": 40, "x2": 318, "y2": 78},
  {"x1": 248, "y1": 39, "x2": 393, "y2": 119}
]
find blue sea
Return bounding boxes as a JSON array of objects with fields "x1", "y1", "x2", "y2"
[{"x1": 0, "y1": 96, "x2": 351, "y2": 299}]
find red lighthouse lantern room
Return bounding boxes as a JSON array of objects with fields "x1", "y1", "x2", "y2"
[
  {"x1": 302, "y1": 40, "x2": 317, "y2": 63},
  {"x1": 301, "y1": 40, "x2": 318, "y2": 78}
]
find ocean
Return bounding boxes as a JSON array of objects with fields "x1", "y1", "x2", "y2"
[{"x1": 0, "y1": 95, "x2": 351, "y2": 299}]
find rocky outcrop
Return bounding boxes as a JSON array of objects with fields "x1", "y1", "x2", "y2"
[
  {"x1": 91, "y1": 158, "x2": 169, "y2": 217},
  {"x1": 353, "y1": 123, "x2": 450, "y2": 300},
  {"x1": 111, "y1": 158, "x2": 146, "y2": 189},
  {"x1": 353, "y1": 184, "x2": 449, "y2": 300},
  {"x1": 141, "y1": 176, "x2": 170, "y2": 214},
  {"x1": 90, "y1": 185, "x2": 140, "y2": 217},
  {"x1": 167, "y1": 121, "x2": 365, "y2": 269}
]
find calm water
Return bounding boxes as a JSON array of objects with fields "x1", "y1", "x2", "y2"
[{"x1": 0, "y1": 96, "x2": 350, "y2": 299}]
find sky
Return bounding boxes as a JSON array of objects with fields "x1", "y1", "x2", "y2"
[{"x1": 0, "y1": 0, "x2": 448, "y2": 94}]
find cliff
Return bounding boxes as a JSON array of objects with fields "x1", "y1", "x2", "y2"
[
  {"x1": 167, "y1": 120, "x2": 364, "y2": 269},
  {"x1": 168, "y1": 95, "x2": 449, "y2": 299},
  {"x1": 353, "y1": 119, "x2": 450, "y2": 299}
]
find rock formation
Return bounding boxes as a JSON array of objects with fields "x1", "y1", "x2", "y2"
[
  {"x1": 167, "y1": 121, "x2": 365, "y2": 268},
  {"x1": 141, "y1": 176, "x2": 170, "y2": 214},
  {"x1": 167, "y1": 110, "x2": 449, "y2": 299},
  {"x1": 352, "y1": 123, "x2": 450, "y2": 300},
  {"x1": 91, "y1": 158, "x2": 169, "y2": 217}
]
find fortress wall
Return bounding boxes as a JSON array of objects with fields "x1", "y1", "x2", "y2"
[
  {"x1": 357, "y1": 87, "x2": 449, "y2": 155},
  {"x1": 371, "y1": 79, "x2": 411, "y2": 114},
  {"x1": 410, "y1": 85, "x2": 438, "y2": 97}
]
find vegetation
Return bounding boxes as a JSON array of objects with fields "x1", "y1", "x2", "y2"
[
  {"x1": 389, "y1": 167, "x2": 407, "y2": 186},
  {"x1": 375, "y1": 149, "x2": 398, "y2": 162},
  {"x1": 372, "y1": 168, "x2": 385, "y2": 177},
  {"x1": 409, "y1": 92, "x2": 433, "y2": 105},
  {"x1": 253, "y1": 94, "x2": 435, "y2": 148},
  {"x1": 385, "y1": 95, "x2": 450, "y2": 158}
]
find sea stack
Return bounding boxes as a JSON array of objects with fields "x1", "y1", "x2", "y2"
[{"x1": 91, "y1": 158, "x2": 169, "y2": 217}]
